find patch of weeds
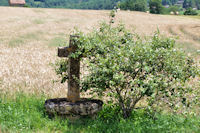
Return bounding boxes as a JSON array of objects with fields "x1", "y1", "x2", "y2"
[
  {"x1": 32, "y1": 19, "x2": 45, "y2": 25},
  {"x1": 8, "y1": 31, "x2": 44, "y2": 47},
  {"x1": 8, "y1": 38, "x2": 24, "y2": 47},
  {"x1": 48, "y1": 36, "x2": 67, "y2": 47},
  {"x1": 32, "y1": 9, "x2": 45, "y2": 14},
  {"x1": 57, "y1": 18, "x2": 70, "y2": 23},
  {"x1": 23, "y1": 32, "x2": 42, "y2": 40}
]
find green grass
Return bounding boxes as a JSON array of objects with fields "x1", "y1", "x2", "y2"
[
  {"x1": 23, "y1": 32, "x2": 42, "y2": 40},
  {"x1": 8, "y1": 38, "x2": 25, "y2": 47},
  {"x1": 48, "y1": 36, "x2": 68, "y2": 47},
  {"x1": 32, "y1": 19, "x2": 45, "y2": 25},
  {"x1": 8, "y1": 32, "x2": 44, "y2": 47},
  {"x1": 0, "y1": 93, "x2": 200, "y2": 133}
]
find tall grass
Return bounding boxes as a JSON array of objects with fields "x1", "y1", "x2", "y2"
[{"x1": 0, "y1": 93, "x2": 200, "y2": 133}]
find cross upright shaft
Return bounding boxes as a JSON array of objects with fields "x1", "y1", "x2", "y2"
[{"x1": 58, "y1": 35, "x2": 80, "y2": 103}]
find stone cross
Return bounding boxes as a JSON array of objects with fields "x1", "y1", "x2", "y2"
[{"x1": 58, "y1": 35, "x2": 80, "y2": 103}]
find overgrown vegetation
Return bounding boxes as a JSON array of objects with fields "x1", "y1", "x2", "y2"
[
  {"x1": 0, "y1": 94, "x2": 200, "y2": 132},
  {"x1": 184, "y1": 7, "x2": 198, "y2": 15}
]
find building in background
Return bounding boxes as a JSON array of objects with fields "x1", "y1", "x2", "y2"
[{"x1": 9, "y1": 0, "x2": 26, "y2": 6}]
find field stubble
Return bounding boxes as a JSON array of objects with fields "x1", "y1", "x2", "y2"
[{"x1": 0, "y1": 7, "x2": 199, "y2": 97}]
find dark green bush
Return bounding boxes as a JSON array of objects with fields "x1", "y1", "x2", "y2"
[
  {"x1": 120, "y1": 0, "x2": 147, "y2": 12},
  {"x1": 184, "y1": 8, "x2": 198, "y2": 15},
  {"x1": 149, "y1": 0, "x2": 164, "y2": 14}
]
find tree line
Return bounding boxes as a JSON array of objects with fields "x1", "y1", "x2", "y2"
[
  {"x1": 0, "y1": 0, "x2": 199, "y2": 10},
  {"x1": 26, "y1": 0, "x2": 122, "y2": 10}
]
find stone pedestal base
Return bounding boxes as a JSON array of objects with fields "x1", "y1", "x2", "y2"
[{"x1": 45, "y1": 98, "x2": 103, "y2": 119}]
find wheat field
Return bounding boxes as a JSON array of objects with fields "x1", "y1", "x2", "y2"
[{"x1": 0, "y1": 7, "x2": 199, "y2": 97}]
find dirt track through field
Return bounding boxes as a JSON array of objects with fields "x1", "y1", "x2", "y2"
[{"x1": 0, "y1": 7, "x2": 199, "y2": 97}]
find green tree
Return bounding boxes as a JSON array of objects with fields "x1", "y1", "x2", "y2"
[
  {"x1": 0, "y1": 0, "x2": 9, "y2": 6},
  {"x1": 162, "y1": 0, "x2": 178, "y2": 5},
  {"x1": 23, "y1": 0, "x2": 122, "y2": 9},
  {"x1": 120, "y1": 0, "x2": 147, "y2": 12},
  {"x1": 183, "y1": 0, "x2": 199, "y2": 8},
  {"x1": 149, "y1": 0, "x2": 164, "y2": 14}
]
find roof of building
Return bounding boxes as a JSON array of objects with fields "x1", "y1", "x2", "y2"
[{"x1": 9, "y1": 0, "x2": 26, "y2": 5}]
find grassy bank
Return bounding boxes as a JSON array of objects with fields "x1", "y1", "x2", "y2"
[{"x1": 0, "y1": 94, "x2": 200, "y2": 133}]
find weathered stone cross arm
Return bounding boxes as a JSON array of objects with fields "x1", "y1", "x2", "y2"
[
  {"x1": 58, "y1": 46, "x2": 73, "y2": 57},
  {"x1": 58, "y1": 35, "x2": 79, "y2": 57},
  {"x1": 58, "y1": 35, "x2": 80, "y2": 103}
]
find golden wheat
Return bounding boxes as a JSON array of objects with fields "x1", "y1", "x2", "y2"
[{"x1": 0, "y1": 7, "x2": 199, "y2": 97}]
